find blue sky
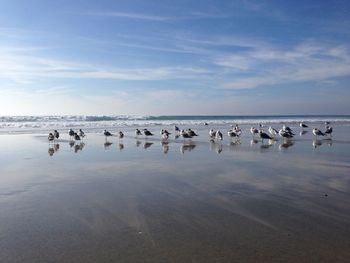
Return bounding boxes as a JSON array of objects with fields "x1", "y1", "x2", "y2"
[{"x1": 0, "y1": 0, "x2": 349, "y2": 115}]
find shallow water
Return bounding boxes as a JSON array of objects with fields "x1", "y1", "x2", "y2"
[{"x1": 1, "y1": 124, "x2": 350, "y2": 262}]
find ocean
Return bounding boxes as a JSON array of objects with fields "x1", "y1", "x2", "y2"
[{"x1": 1, "y1": 115, "x2": 349, "y2": 134}]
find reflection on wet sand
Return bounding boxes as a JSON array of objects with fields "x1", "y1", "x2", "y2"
[
  {"x1": 209, "y1": 140, "x2": 222, "y2": 154},
  {"x1": 74, "y1": 142, "x2": 85, "y2": 153},
  {"x1": 279, "y1": 140, "x2": 294, "y2": 149},
  {"x1": 48, "y1": 143, "x2": 60, "y2": 156},
  {"x1": 180, "y1": 142, "x2": 196, "y2": 154},
  {"x1": 313, "y1": 139, "x2": 333, "y2": 148},
  {"x1": 144, "y1": 142, "x2": 154, "y2": 150},
  {"x1": 161, "y1": 141, "x2": 169, "y2": 154},
  {"x1": 104, "y1": 141, "x2": 113, "y2": 150},
  {"x1": 135, "y1": 140, "x2": 142, "y2": 147},
  {"x1": 300, "y1": 130, "x2": 308, "y2": 136},
  {"x1": 250, "y1": 139, "x2": 259, "y2": 145},
  {"x1": 118, "y1": 143, "x2": 124, "y2": 151},
  {"x1": 69, "y1": 140, "x2": 75, "y2": 148}
]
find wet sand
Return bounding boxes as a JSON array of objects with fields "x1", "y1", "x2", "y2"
[{"x1": 1, "y1": 124, "x2": 350, "y2": 262}]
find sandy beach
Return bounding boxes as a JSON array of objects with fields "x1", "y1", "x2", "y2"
[{"x1": 1, "y1": 123, "x2": 350, "y2": 262}]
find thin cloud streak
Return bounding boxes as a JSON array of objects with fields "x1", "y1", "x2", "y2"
[{"x1": 79, "y1": 11, "x2": 228, "y2": 21}]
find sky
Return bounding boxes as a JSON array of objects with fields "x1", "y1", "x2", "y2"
[{"x1": 0, "y1": 0, "x2": 350, "y2": 115}]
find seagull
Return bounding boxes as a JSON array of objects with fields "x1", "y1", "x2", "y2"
[
  {"x1": 79, "y1": 129, "x2": 85, "y2": 138},
  {"x1": 160, "y1": 129, "x2": 171, "y2": 136},
  {"x1": 104, "y1": 130, "x2": 113, "y2": 139},
  {"x1": 325, "y1": 126, "x2": 333, "y2": 137},
  {"x1": 48, "y1": 133, "x2": 55, "y2": 142},
  {"x1": 68, "y1": 129, "x2": 75, "y2": 140},
  {"x1": 74, "y1": 132, "x2": 81, "y2": 141},
  {"x1": 282, "y1": 124, "x2": 293, "y2": 134},
  {"x1": 118, "y1": 131, "x2": 124, "y2": 140},
  {"x1": 143, "y1": 129, "x2": 154, "y2": 137},
  {"x1": 180, "y1": 129, "x2": 192, "y2": 139},
  {"x1": 54, "y1": 130, "x2": 59, "y2": 140},
  {"x1": 162, "y1": 132, "x2": 169, "y2": 140},
  {"x1": 209, "y1": 129, "x2": 216, "y2": 138},
  {"x1": 215, "y1": 130, "x2": 223, "y2": 141},
  {"x1": 174, "y1": 126, "x2": 180, "y2": 132},
  {"x1": 135, "y1": 128, "x2": 142, "y2": 137},
  {"x1": 228, "y1": 130, "x2": 239, "y2": 138},
  {"x1": 279, "y1": 129, "x2": 294, "y2": 139},
  {"x1": 268, "y1": 126, "x2": 278, "y2": 136},
  {"x1": 187, "y1": 129, "x2": 198, "y2": 137},
  {"x1": 300, "y1": 122, "x2": 308, "y2": 128},
  {"x1": 233, "y1": 124, "x2": 241, "y2": 133},
  {"x1": 312, "y1": 128, "x2": 325, "y2": 138},
  {"x1": 250, "y1": 127, "x2": 259, "y2": 136},
  {"x1": 259, "y1": 130, "x2": 273, "y2": 142}
]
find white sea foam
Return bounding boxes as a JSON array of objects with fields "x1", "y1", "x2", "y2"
[{"x1": 0, "y1": 115, "x2": 349, "y2": 134}]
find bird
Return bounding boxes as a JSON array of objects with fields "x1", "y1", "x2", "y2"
[
  {"x1": 187, "y1": 129, "x2": 198, "y2": 137},
  {"x1": 282, "y1": 124, "x2": 294, "y2": 134},
  {"x1": 174, "y1": 126, "x2": 180, "y2": 132},
  {"x1": 104, "y1": 130, "x2": 113, "y2": 139},
  {"x1": 162, "y1": 132, "x2": 169, "y2": 140},
  {"x1": 233, "y1": 124, "x2": 241, "y2": 133},
  {"x1": 68, "y1": 129, "x2": 75, "y2": 140},
  {"x1": 312, "y1": 128, "x2": 325, "y2": 138},
  {"x1": 300, "y1": 122, "x2": 308, "y2": 128},
  {"x1": 180, "y1": 129, "x2": 192, "y2": 139},
  {"x1": 325, "y1": 126, "x2": 333, "y2": 137},
  {"x1": 78, "y1": 129, "x2": 85, "y2": 138},
  {"x1": 74, "y1": 132, "x2": 81, "y2": 141},
  {"x1": 279, "y1": 129, "x2": 294, "y2": 139},
  {"x1": 215, "y1": 130, "x2": 223, "y2": 141},
  {"x1": 227, "y1": 130, "x2": 239, "y2": 138},
  {"x1": 250, "y1": 127, "x2": 259, "y2": 136},
  {"x1": 268, "y1": 126, "x2": 278, "y2": 136},
  {"x1": 135, "y1": 128, "x2": 142, "y2": 137},
  {"x1": 259, "y1": 130, "x2": 273, "y2": 141},
  {"x1": 160, "y1": 129, "x2": 171, "y2": 136},
  {"x1": 143, "y1": 129, "x2": 154, "y2": 137},
  {"x1": 54, "y1": 130, "x2": 59, "y2": 140},
  {"x1": 118, "y1": 131, "x2": 124, "y2": 139},
  {"x1": 209, "y1": 129, "x2": 216, "y2": 138},
  {"x1": 48, "y1": 133, "x2": 55, "y2": 142}
]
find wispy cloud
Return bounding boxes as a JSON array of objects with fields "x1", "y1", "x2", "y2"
[
  {"x1": 0, "y1": 46, "x2": 208, "y2": 83},
  {"x1": 83, "y1": 11, "x2": 175, "y2": 21},
  {"x1": 78, "y1": 11, "x2": 227, "y2": 21},
  {"x1": 213, "y1": 41, "x2": 350, "y2": 89}
]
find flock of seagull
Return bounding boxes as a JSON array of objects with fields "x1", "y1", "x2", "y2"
[{"x1": 48, "y1": 122, "x2": 333, "y2": 144}]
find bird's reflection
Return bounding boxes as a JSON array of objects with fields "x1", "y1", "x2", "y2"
[
  {"x1": 74, "y1": 142, "x2": 85, "y2": 153},
  {"x1": 312, "y1": 139, "x2": 322, "y2": 148},
  {"x1": 181, "y1": 142, "x2": 196, "y2": 154},
  {"x1": 144, "y1": 142, "x2": 154, "y2": 150},
  {"x1": 260, "y1": 143, "x2": 273, "y2": 150},
  {"x1": 279, "y1": 140, "x2": 294, "y2": 149},
  {"x1": 174, "y1": 134, "x2": 180, "y2": 139},
  {"x1": 104, "y1": 141, "x2": 113, "y2": 150},
  {"x1": 69, "y1": 141, "x2": 75, "y2": 148},
  {"x1": 209, "y1": 140, "x2": 222, "y2": 154},
  {"x1": 161, "y1": 141, "x2": 170, "y2": 154},
  {"x1": 250, "y1": 139, "x2": 259, "y2": 146},
  {"x1": 300, "y1": 130, "x2": 308, "y2": 136},
  {"x1": 229, "y1": 139, "x2": 241, "y2": 146},
  {"x1": 118, "y1": 143, "x2": 124, "y2": 151},
  {"x1": 48, "y1": 143, "x2": 60, "y2": 156},
  {"x1": 135, "y1": 140, "x2": 142, "y2": 147}
]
